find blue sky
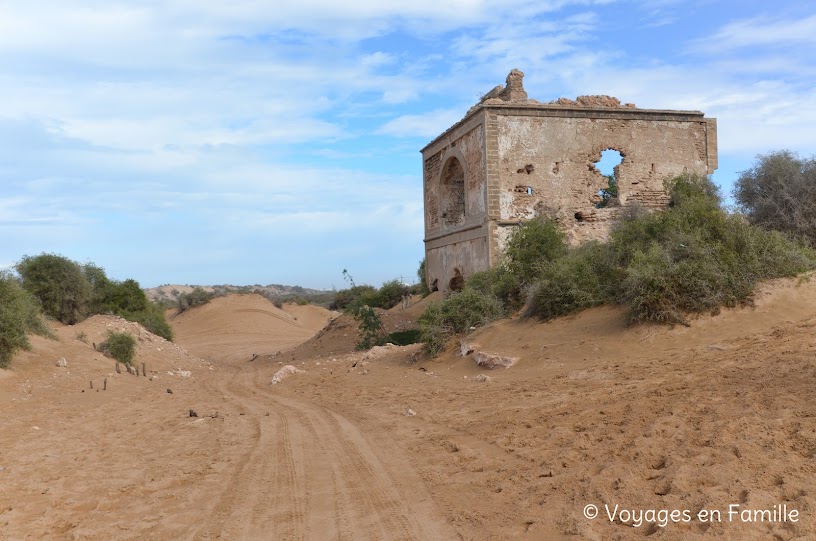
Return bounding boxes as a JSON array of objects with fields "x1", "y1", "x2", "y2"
[{"x1": 1, "y1": 1, "x2": 814, "y2": 289}]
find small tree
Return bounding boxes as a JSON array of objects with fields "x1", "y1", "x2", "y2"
[
  {"x1": 417, "y1": 258, "x2": 431, "y2": 296},
  {"x1": 734, "y1": 150, "x2": 816, "y2": 247},
  {"x1": 16, "y1": 254, "x2": 92, "y2": 324},
  {"x1": 595, "y1": 174, "x2": 619, "y2": 208},
  {"x1": 340, "y1": 270, "x2": 387, "y2": 350},
  {"x1": 0, "y1": 272, "x2": 54, "y2": 367}
]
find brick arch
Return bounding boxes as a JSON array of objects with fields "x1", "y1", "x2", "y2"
[{"x1": 439, "y1": 149, "x2": 467, "y2": 227}]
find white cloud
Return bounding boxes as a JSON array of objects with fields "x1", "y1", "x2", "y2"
[
  {"x1": 377, "y1": 108, "x2": 467, "y2": 138},
  {"x1": 691, "y1": 14, "x2": 816, "y2": 53}
]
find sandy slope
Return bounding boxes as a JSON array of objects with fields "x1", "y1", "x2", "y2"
[
  {"x1": 169, "y1": 294, "x2": 336, "y2": 363},
  {"x1": 1, "y1": 277, "x2": 815, "y2": 540}
]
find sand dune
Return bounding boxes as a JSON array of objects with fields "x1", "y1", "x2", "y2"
[{"x1": 169, "y1": 293, "x2": 335, "y2": 362}]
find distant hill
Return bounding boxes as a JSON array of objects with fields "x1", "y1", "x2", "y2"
[{"x1": 145, "y1": 283, "x2": 335, "y2": 306}]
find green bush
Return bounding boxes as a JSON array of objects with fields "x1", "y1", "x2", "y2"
[
  {"x1": 175, "y1": 287, "x2": 214, "y2": 314},
  {"x1": 522, "y1": 173, "x2": 816, "y2": 325},
  {"x1": 376, "y1": 279, "x2": 410, "y2": 309},
  {"x1": 473, "y1": 217, "x2": 569, "y2": 310},
  {"x1": 330, "y1": 285, "x2": 377, "y2": 311},
  {"x1": 350, "y1": 303, "x2": 386, "y2": 350},
  {"x1": 504, "y1": 217, "x2": 569, "y2": 284},
  {"x1": 417, "y1": 258, "x2": 431, "y2": 297},
  {"x1": 331, "y1": 279, "x2": 411, "y2": 311},
  {"x1": 99, "y1": 331, "x2": 136, "y2": 364},
  {"x1": 0, "y1": 272, "x2": 54, "y2": 367},
  {"x1": 418, "y1": 289, "x2": 504, "y2": 356},
  {"x1": 16, "y1": 254, "x2": 174, "y2": 340},
  {"x1": 524, "y1": 241, "x2": 618, "y2": 319},
  {"x1": 17, "y1": 253, "x2": 92, "y2": 324},
  {"x1": 122, "y1": 301, "x2": 173, "y2": 341},
  {"x1": 466, "y1": 266, "x2": 521, "y2": 309}
]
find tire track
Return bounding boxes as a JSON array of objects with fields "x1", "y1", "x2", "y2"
[
  {"x1": 193, "y1": 361, "x2": 454, "y2": 540},
  {"x1": 259, "y1": 389, "x2": 453, "y2": 540}
]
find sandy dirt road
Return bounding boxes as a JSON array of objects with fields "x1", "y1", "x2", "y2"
[
  {"x1": 190, "y1": 362, "x2": 455, "y2": 541},
  {"x1": 0, "y1": 348, "x2": 454, "y2": 541}
]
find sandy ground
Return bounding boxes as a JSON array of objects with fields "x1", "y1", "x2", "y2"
[
  {"x1": 169, "y1": 294, "x2": 336, "y2": 362},
  {"x1": 1, "y1": 280, "x2": 816, "y2": 540}
]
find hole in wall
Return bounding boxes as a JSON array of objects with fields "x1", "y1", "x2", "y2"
[
  {"x1": 514, "y1": 185, "x2": 533, "y2": 195},
  {"x1": 574, "y1": 212, "x2": 585, "y2": 222},
  {"x1": 594, "y1": 149, "x2": 623, "y2": 208}
]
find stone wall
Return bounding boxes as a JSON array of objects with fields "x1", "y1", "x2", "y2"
[
  {"x1": 422, "y1": 112, "x2": 489, "y2": 291},
  {"x1": 493, "y1": 110, "x2": 716, "y2": 246}
]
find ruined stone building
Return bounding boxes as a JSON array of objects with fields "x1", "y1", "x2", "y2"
[{"x1": 422, "y1": 69, "x2": 718, "y2": 292}]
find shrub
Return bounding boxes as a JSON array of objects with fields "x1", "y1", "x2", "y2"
[
  {"x1": 482, "y1": 217, "x2": 570, "y2": 309},
  {"x1": 523, "y1": 173, "x2": 816, "y2": 325},
  {"x1": 666, "y1": 171, "x2": 722, "y2": 208},
  {"x1": 504, "y1": 217, "x2": 569, "y2": 282},
  {"x1": 418, "y1": 289, "x2": 504, "y2": 356},
  {"x1": 0, "y1": 272, "x2": 54, "y2": 367},
  {"x1": 376, "y1": 279, "x2": 411, "y2": 309},
  {"x1": 417, "y1": 258, "x2": 431, "y2": 297},
  {"x1": 609, "y1": 175, "x2": 815, "y2": 324},
  {"x1": 331, "y1": 277, "x2": 410, "y2": 311},
  {"x1": 330, "y1": 285, "x2": 377, "y2": 311},
  {"x1": 734, "y1": 150, "x2": 816, "y2": 247},
  {"x1": 109, "y1": 279, "x2": 149, "y2": 313},
  {"x1": 99, "y1": 331, "x2": 136, "y2": 364},
  {"x1": 122, "y1": 302, "x2": 173, "y2": 341},
  {"x1": 350, "y1": 303, "x2": 386, "y2": 350},
  {"x1": 466, "y1": 266, "x2": 521, "y2": 310},
  {"x1": 83, "y1": 263, "x2": 116, "y2": 315},
  {"x1": 16, "y1": 253, "x2": 92, "y2": 324},
  {"x1": 524, "y1": 241, "x2": 618, "y2": 319},
  {"x1": 14, "y1": 255, "x2": 172, "y2": 339},
  {"x1": 175, "y1": 287, "x2": 214, "y2": 314}
]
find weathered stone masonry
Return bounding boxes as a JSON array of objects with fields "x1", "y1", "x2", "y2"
[{"x1": 422, "y1": 69, "x2": 718, "y2": 292}]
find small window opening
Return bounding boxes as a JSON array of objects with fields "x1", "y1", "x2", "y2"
[
  {"x1": 514, "y1": 185, "x2": 533, "y2": 195},
  {"x1": 594, "y1": 149, "x2": 623, "y2": 208}
]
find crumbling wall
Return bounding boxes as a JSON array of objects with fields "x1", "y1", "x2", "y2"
[
  {"x1": 423, "y1": 124, "x2": 486, "y2": 237},
  {"x1": 423, "y1": 117, "x2": 488, "y2": 290},
  {"x1": 425, "y1": 236, "x2": 490, "y2": 293},
  {"x1": 494, "y1": 114, "x2": 714, "y2": 245}
]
